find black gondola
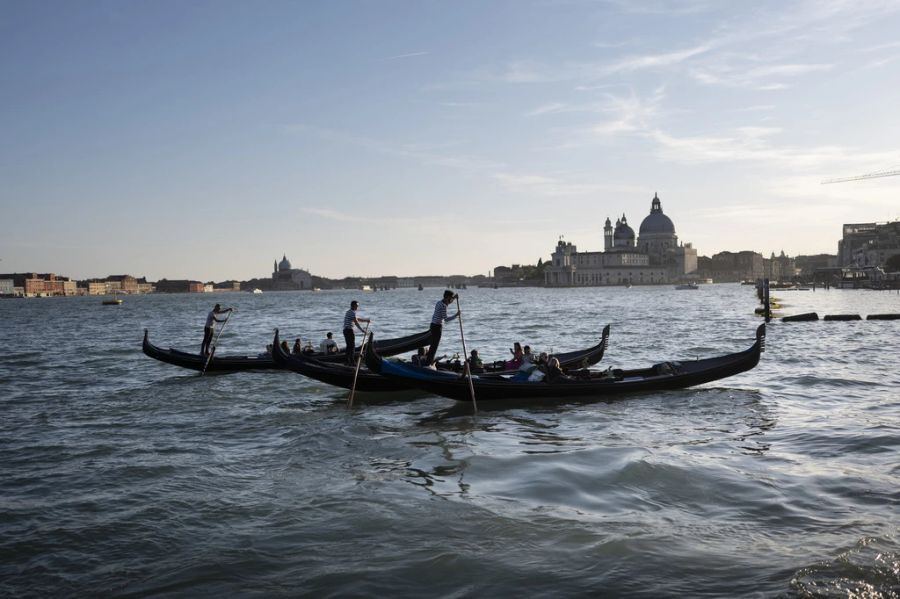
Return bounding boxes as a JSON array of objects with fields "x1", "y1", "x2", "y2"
[
  {"x1": 429, "y1": 324, "x2": 610, "y2": 374},
  {"x1": 142, "y1": 327, "x2": 432, "y2": 373},
  {"x1": 272, "y1": 330, "x2": 413, "y2": 391},
  {"x1": 271, "y1": 325, "x2": 611, "y2": 391},
  {"x1": 364, "y1": 324, "x2": 766, "y2": 402}
]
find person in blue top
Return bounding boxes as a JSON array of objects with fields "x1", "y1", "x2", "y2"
[
  {"x1": 201, "y1": 303, "x2": 232, "y2": 356},
  {"x1": 424, "y1": 290, "x2": 459, "y2": 366},
  {"x1": 342, "y1": 300, "x2": 371, "y2": 365}
]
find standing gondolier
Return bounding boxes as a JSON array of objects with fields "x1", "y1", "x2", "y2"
[
  {"x1": 424, "y1": 290, "x2": 460, "y2": 366},
  {"x1": 342, "y1": 300, "x2": 370, "y2": 365},
  {"x1": 201, "y1": 303, "x2": 232, "y2": 356}
]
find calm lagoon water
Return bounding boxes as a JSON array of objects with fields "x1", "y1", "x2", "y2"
[{"x1": 1, "y1": 285, "x2": 898, "y2": 597}]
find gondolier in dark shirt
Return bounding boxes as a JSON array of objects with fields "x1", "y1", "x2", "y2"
[
  {"x1": 424, "y1": 290, "x2": 459, "y2": 366},
  {"x1": 201, "y1": 303, "x2": 232, "y2": 356},
  {"x1": 342, "y1": 300, "x2": 370, "y2": 365}
]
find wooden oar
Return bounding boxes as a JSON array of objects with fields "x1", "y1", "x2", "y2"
[
  {"x1": 201, "y1": 310, "x2": 233, "y2": 376},
  {"x1": 347, "y1": 321, "x2": 371, "y2": 408},
  {"x1": 454, "y1": 294, "x2": 478, "y2": 412}
]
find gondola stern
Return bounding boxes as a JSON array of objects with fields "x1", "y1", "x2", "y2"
[
  {"x1": 271, "y1": 329, "x2": 288, "y2": 367},
  {"x1": 364, "y1": 335, "x2": 384, "y2": 374},
  {"x1": 141, "y1": 329, "x2": 154, "y2": 356},
  {"x1": 756, "y1": 323, "x2": 766, "y2": 353}
]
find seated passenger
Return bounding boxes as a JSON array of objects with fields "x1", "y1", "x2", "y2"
[
  {"x1": 522, "y1": 345, "x2": 533, "y2": 364},
  {"x1": 527, "y1": 352, "x2": 550, "y2": 381},
  {"x1": 411, "y1": 347, "x2": 428, "y2": 367},
  {"x1": 292, "y1": 338, "x2": 303, "y2": 354},
  {"x1": 544, "y1": 357, "x2": 564, "y2": 382},
  {"x1": 505, "y1": 342, "x2": 524, "y2": 370},
  {"x1": 469, "y1": 349, "x2": 484, "y2": 373},
  {"x1": 320, "y1": 332, "x2": 339, "y2": 355},
  {"x1": 280, "y1": 340, "x2": 291, "y2": 354}
]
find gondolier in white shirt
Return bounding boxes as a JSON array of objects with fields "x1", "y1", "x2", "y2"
[
  {"x1": 201, "y1": 303, "x2": 232, "y2": 356},
  {"x1": 342, "y1": 300, "x2": 370, "y2": 365},
  {"x1": 424, "y1": 290, "x2": 460, "y2": 366}
]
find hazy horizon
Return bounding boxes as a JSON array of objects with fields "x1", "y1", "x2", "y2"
[{"x1": 3, "y1": 1, "x2": 899, "y2": 281}]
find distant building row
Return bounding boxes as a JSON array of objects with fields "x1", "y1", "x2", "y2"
[{"x1": 0, "y1": 273, "x2": 155, "y2": 297}]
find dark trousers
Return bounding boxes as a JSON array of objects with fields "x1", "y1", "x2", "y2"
[
  {"x1": 343, "y1": 329, "x2": 355, "y2": 365},
  {"x1": 424, "y1": 323, "x2": 442, "y2": 366},
  {"x1": 201, "y1": 326, "x2": 214, "y2": 355}
]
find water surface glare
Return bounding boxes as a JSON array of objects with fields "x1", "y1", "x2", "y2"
[{"x1": 1, "y1": 285, "x2": 898, "y2": 597}]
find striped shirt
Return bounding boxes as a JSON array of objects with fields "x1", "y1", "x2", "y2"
[
  {"x1": 343, "y1": 309, "x2": 357, "y2": 331},
  {"x1": 431, "y1": 300, "x2": 458, "y2": 325}
]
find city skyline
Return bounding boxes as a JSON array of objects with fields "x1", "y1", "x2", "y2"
[{"x1": 3, "y1": 1, "x2": 900, "y2": 281}]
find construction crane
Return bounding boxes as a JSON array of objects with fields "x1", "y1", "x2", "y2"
[{"x1": 822, "y1": 167, "x2": 900, "y2": 184}]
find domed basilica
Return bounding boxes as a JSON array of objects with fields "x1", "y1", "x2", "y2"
[
  {"x1": 545, "y1": 193, "x2": 698, "y2": 286},
  {"x1": 272, "y1": 254, "x2": 312, "y2": 290}
]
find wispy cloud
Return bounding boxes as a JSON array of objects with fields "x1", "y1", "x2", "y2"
[
  {"x1": 300, "y1": 207, "x2": 450, "y2": 228},
  {"x1": 606, "y1": 44, "x2": 712, "y2": 73},
  {"x1": 284, "y1": 124, "x2": 506, "y2": 173},
  {"x1": 647, "y1": 126, "x2": 900, "y2": 175},
  {"x1": 493, "y1": 173, "x2": 643, "y2": 196},
  {"x1": 691, "y1": 62, "x2": 832, "y2": 90},
  {"x1": 380, "y1": 51, "x2": 429, "y2": 61},
  {"x1": 526, "y1": 102, "x2": 570, "y2": 116},
  {"x1": 731, "y1": 105, "x2": 776, "y2": 113},
  {"x1": 592, "y1": 87, "x2": 665, "y2": 136},
  {"x1": 864, "y1": 53, "x2": 900, "y2": 69},
  {"x1": 603, "y1": 0, "x2": 719, "y2": 16}
]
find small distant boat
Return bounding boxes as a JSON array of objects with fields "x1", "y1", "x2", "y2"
[
  {"x1": 312, "y1": 287, "x2": 321, "y2": 292},
  {"x1": 417, "y1": 283, "x2": 423, "y2": 291},
  {"x1": 675, "y1": 283, "x2": 699, "y2": 290},
  {"x1": 102, "y1": 292, "x2": 123, "y2": 305},
  {"x1": 249, "y1": 288, "x2": 263, "y2": 294},
  {"x1": 361, "y1": 285, "x2": 373, "y2": 292}
]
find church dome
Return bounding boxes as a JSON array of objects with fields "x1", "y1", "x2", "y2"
[
  {"x1": 639, "y1": 193, "x2": 675, "y2": 236},
  {"x1": 278, "y1": 254, "x2": 292, "y2": 271},
  {"x1": 614, "y1": 215, "x2": 635, "y2": 241}
]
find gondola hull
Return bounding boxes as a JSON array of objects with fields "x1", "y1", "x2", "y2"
[
  {"x1": 365, "y1": 325, "x2": 765, "y2": 402},
  {"x1": 142, "y1": 330, "x2": 279, "y2": 372},
  {"x1": 273, "y1": 330, "x2": 414, "y2": 392},
  {"x1": 272, "y1": 325, "x2": 610, "y2": 390},
  {"x1": 143, "y1": 327, "x2": 432, "y2": 373}
]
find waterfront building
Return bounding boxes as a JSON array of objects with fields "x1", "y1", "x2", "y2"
[
  {"x1": 155, "y1": 279, "x2": 205, "y2": 293},
  {"x1": 105, "y1": 275, "x2": 142, "y2": 294},
  {"x1": 0, "y1": 279, "x2": 14, "y2": 296},
  {"x1": 839, "y1": 220, "x2": 900, "y2": 268},
  {"x1": 698, "y1": 251, "x2": 765, "y2": 282},
  {"x1": 765, "y1": 251, "x2": 797, "y2": 282},
  {"x1": 794, "y1": 254, "x2": 836, "y2": 278},
  {"x1": 86, "y1": 282, "x2": 108, "y2": 295},
  {"x1": 272, "y1": 255, "x2": 312, "y2": 290},
  {"x1": 0, "y1": 273, "x2": 77, "y2": 296},
  {"x1": 838, "y1": 221, "x2": 900, "y2": 267},
  {"x1": 544, "y1": 193, "x2": 697, "y2": 286}
]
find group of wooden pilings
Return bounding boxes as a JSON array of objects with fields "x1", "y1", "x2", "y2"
[
  {"x1": 756, "y1": 278, "x2": 900, "y2": 323},
  {"x1": 782, "y1": 312, "x2": 900, "y2": 322}
]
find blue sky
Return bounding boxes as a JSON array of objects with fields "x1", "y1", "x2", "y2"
[{"x1": 2, "y1": 0, "x2": 900, "y2": 281}]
